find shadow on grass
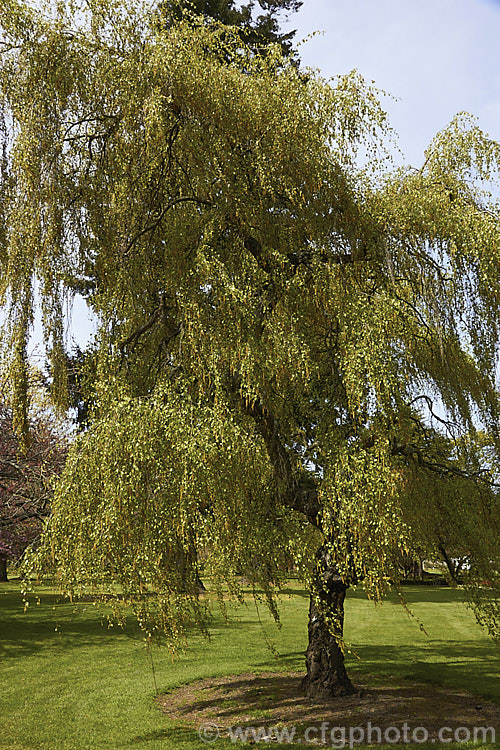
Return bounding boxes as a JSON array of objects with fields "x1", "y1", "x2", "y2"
[
  {"x1": 346, "y1": 641, "x2": 500, "y2": 701},
  {"x1": 279, "y1": 586, "x2": 310, "y2": 598},
  {"x1": 346, "y1": 586, "x2": 469, "y2": 605},
  {"x1": 269, "y1": 641, "x2": 500, "y2": 702},
  {"x1": 0, "y1": 585, "x2": 283, "y2": 660},
  {"x1": 0, "y1": 604, "x2": 143, "y2": 658},
  {"x1": 279, "y1": 584, "x2": 469, "y2": 604},
  {"x1": 240, "y1": 585, "x2": 469, "y2": 605},
  {"x1": 0, "y1": 586, "x2": 163, "y2": 657},
  {"x1": 155, "y1": 671, "x2": 500, "y2": 750}
]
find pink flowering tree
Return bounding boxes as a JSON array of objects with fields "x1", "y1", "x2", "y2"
[{"x1": 0, "y1": 404, "x2": 67, "y2": 581}]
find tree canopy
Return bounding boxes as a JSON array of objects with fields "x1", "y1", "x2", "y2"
[{"x1": 1, "y1": 0, "x2": 499, "y2": 697}]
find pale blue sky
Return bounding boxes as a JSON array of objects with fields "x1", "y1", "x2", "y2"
[{"x1": 284, "y1": 0, "x2": 500, "y2": 166}]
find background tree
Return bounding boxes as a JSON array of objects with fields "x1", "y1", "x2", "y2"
[
  {"x1": 1, "y1": 0, "x2": 499, "y2": 698},
  {"x1": 158, "y1": 0, "x2": 302, "y2": 59},
  {"x1": 0, "y1": 395, "x2": 67, "y2": 582},
  {"x1": 62, "y1": 347, "x2": 98, "y2": 431}
]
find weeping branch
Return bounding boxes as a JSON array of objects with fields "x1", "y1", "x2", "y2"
[{"x1": 228, "y1": 378, "x2": 321, "y2": 525}]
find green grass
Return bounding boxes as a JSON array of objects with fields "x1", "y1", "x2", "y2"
[
  {"x1": 0, "y1": 579, "x2": 498, "y2": 749},
  {"x1": 345, "y1": 586, "x2": 500, "y2": 700}
]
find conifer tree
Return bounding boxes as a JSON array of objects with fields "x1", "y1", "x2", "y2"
[{"x1": 159, "y1": 0, "x2": 302, "y2": 58}]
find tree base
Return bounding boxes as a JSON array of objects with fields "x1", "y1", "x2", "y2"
[
  {"x1": 301, "y1": 672, "x2": 357, "y2": 700},
  {"x1": 303, "y1": 548, "x2": 356, "y2": 700}
]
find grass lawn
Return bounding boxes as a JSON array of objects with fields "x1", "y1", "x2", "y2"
[{"x1": 0, "y1": 578, "x2": 498, "y2": 750}]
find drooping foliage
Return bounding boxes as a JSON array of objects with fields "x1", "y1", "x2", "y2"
[{"x1": 0, "y1": 0, "x2": 499, "y2": 649}]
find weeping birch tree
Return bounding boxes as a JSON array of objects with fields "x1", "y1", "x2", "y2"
[{"x1": 1, "y1": 0, "x2": 499, "y2": 699}]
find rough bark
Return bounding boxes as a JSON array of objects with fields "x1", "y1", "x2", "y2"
[{"x1": 302, "y1": 546, "x2": 356, "y2": 699}]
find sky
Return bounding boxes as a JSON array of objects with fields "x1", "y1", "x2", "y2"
[
  {"x1": 27, "y1": 0, "x2": 500, "y2": 354},
  {"x1": 284, "y1": 0, "x2": 500, "y2": 167}
]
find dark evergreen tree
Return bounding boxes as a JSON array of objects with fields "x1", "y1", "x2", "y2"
[{"x1": 158, "y1": 0, "x2": 302, "y2": 59}]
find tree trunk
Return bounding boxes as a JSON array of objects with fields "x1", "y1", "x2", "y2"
[
  {"x1": 302, "y1": 546, "x2": 356, "y2": 699},
  {"x1": 0, "y1": 555, "x2": 7, "y2": 582}
]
